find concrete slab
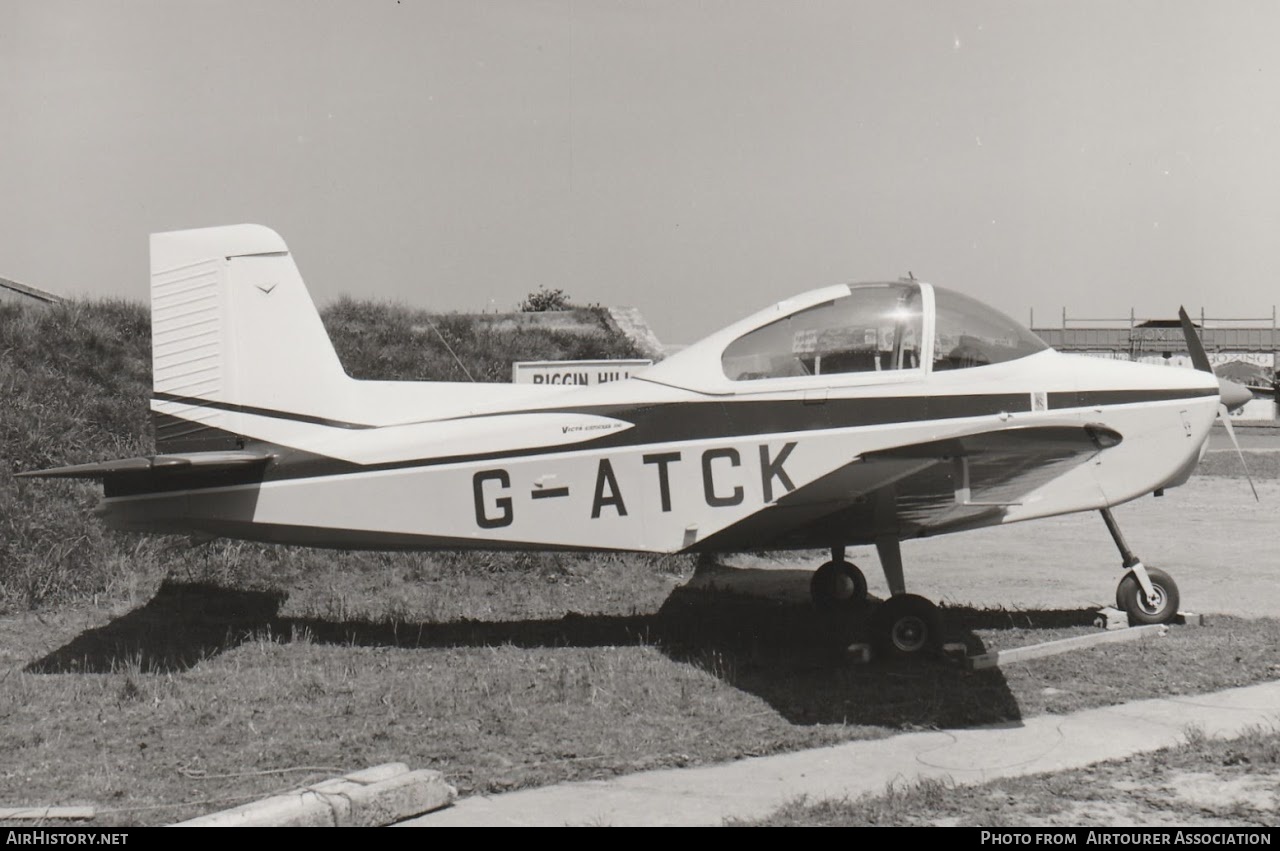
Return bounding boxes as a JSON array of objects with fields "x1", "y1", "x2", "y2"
[
  {"x1": 965, "y1": 623, "x2": 1167, "y2": 669},
  {"x1": 399, "y1": 679, "x2": 1280, "y2": 827},
  {"x1": 176, "y1": 764, "x2": 455, "y2": 827}
]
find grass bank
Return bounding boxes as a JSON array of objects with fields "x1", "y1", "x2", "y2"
[{"x1": 0, "y1": 298, "x2": 642, "y2": 611}]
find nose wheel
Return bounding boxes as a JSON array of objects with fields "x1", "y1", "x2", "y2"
[
  {"x1": 1101, "y1": 508, "x2": 1181, "y2": 625},
  {"x1": 1116, "y1": 566, "x2": 1180, "y2": 625}
]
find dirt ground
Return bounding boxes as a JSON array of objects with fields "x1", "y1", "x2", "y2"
[{"x1": 711, "y1": 475, "x2": 1279, "y2": 619}]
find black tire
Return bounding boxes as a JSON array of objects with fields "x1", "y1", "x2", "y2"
[
  {"x1": 870, "y1": 594, "x2": 942, "y2": 660},
  {"x1": 1116, "y1": 567, "x2": 1180, "y2": 625},
  {"x1": 1114, "y1": 569, "x2": 1141, "y2": 610},
  {"x1": 809, "y1": 560, "x2": 868, "y2": 613}
]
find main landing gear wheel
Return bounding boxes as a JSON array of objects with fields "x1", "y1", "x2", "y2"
[
  {"x1": 810, "y1": 560, "x2": 868, "y2": 613},
  {"x1": 1116, "y1": 567, "x2": 1180, "y2": 625},
  {"x1": 870, "y1": 594, "x2": 942, "y2": 660}
]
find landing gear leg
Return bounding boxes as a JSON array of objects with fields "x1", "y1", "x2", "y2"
[
  {"x1": 875, "y1": 536, "x2": 906, "y2": 597},
  {"x1": 1100, "y1": 508, "x2": 1180, "y2": 625},
  {"x1": 869, "y1": 535, "x2": 941, "y2": 659},
  {"x1": 809, "y1": 545, "x2": 868, "y2": 614}
]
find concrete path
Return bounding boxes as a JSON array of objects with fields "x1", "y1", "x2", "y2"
[{"x1": 400, "y1": 680, "x2": 1280, "y2": 827}]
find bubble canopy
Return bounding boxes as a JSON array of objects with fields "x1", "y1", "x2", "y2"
[
  {"x1": 638, "y1": 282, "x2": 1050, "y2": 394},
  {"x1": 930, "y1": 287, "x2": 1049, "y2": 372},
  {"x1": 722, "y1": 283, "x2": 924, "y2": 381}
]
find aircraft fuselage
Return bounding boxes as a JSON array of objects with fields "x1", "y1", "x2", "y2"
[{"x1": 103, "y1": 350, "x2": 1218, "y2": 553}]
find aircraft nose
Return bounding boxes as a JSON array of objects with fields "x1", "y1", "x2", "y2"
[{"x1": 1219, "y1": 377, "x2": 1253, "y2": 413}]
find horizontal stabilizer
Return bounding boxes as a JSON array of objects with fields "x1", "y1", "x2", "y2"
[{"x1": 17, "y1": 451, "x2": 271, "y2": 480}]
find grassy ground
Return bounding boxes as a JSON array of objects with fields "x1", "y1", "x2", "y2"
[
  {"x1": 3, "y1": 567, "x2": 1279, "y2": 825},
  {"x1": 745, "y1": 725, "x2": 1280, "y2": 827},
  {"x1": 1198, "y1": 449, "x2": 1280, "y2": 479}
]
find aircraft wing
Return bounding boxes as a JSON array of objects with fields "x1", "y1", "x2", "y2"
[
  {"x1": 870, "y1": 424, "x2": 1118, "y2": 528},
  {"x1": 694, "y1": 423, "x2": 1120, "y2": 550}
]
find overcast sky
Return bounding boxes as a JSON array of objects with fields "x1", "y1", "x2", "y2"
[{"x1": 2, "y1": 1, "x2": 1279, "y2": 343}]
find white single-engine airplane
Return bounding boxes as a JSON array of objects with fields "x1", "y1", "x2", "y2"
[{"x1": 22, "y1": 225, "x2": 1258, "y2": 658}]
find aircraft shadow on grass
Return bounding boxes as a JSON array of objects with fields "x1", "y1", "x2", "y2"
[{"x1": 26, "y1": 569, "x2": 1099, "y2": 729}]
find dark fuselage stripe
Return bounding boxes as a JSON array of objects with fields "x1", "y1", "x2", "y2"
[
  {"x1": 124, "y1": 387, "x2": 1219, "y2": 495},
  {"x1": 152, "y1": 392, "x2": 377, "y2": 430},
  {"x1": 1061, "y1": 389, "x2": 1211, "y2": 408}
]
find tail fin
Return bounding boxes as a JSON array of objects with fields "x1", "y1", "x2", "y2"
[{"x1": 150, "y1": 224, "x2": 354, "y2": 452}]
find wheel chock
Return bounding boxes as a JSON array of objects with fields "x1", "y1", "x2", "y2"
[
  {"x1": 844, "y1": 643, "x2": 872, "y2": 664},
  {"x1": 1093, "y1": 606, "x2": 1130, "y2": 630}
]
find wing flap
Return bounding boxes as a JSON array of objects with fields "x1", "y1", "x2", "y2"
[
  {"x1": 867, "y1": 424, "x2": 1121, "y2": 461},
  {"x1": 865, "y1": 423, "x2": 1119, "y2": 528}
]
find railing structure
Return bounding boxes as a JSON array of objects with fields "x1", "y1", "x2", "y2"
[{"x1": 1032, "y1": 307, "x2": 1279, "y2": 359}]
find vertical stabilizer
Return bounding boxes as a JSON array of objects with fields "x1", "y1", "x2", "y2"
[{"x1": 150, "y1": 224, "x2": 355, "y2": 451}]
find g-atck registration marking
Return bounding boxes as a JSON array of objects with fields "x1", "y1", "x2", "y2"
[{"x1": 472, "y1": 441, "x2": 798, "y2": 528}]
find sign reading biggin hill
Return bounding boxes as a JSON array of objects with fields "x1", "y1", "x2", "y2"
[{"x1": 511, "y1": 360, "x2": 653, "y2": 386}]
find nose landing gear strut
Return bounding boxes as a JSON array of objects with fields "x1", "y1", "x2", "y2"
[{"x1": 1100, "y1": 507, "x2": 1180, "y2": 625}]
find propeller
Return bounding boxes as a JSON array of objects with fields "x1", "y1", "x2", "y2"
[{"x1": 1178, "y1": 307, "x2": 1258, "y2": 500}]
